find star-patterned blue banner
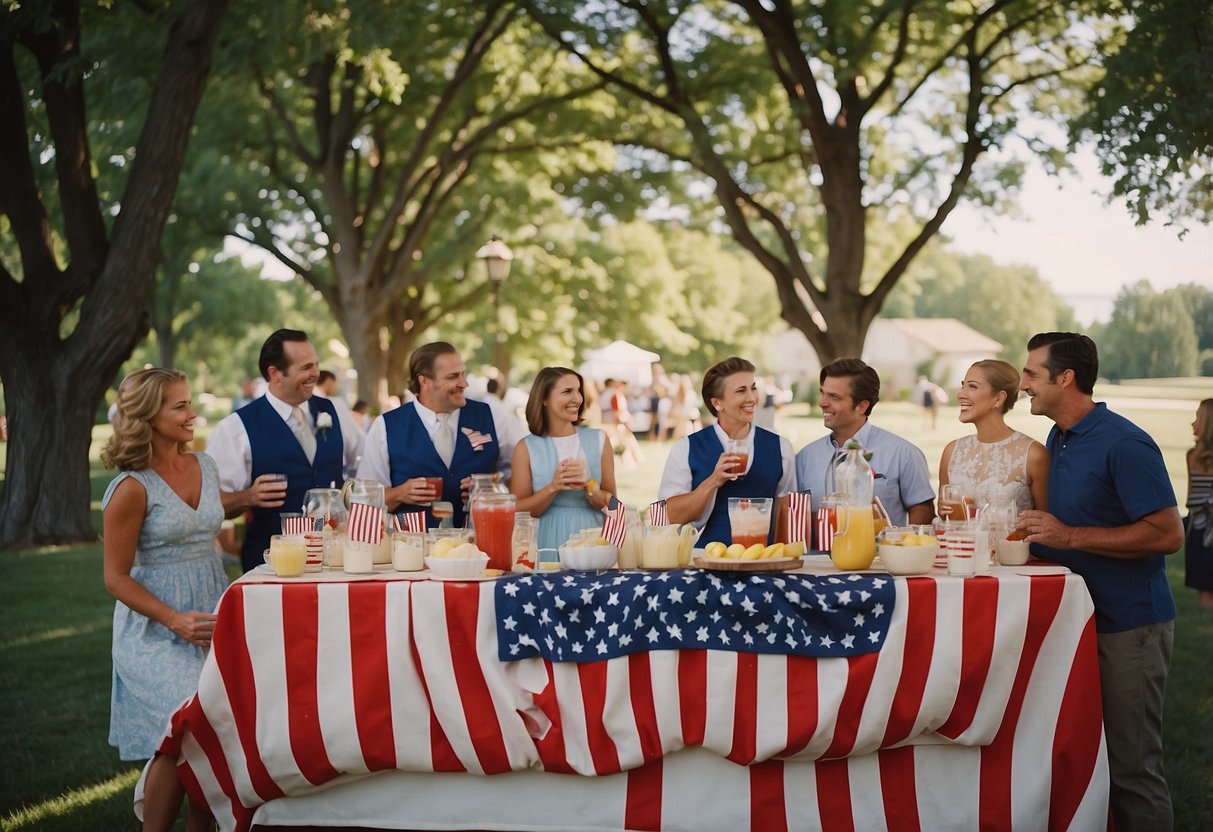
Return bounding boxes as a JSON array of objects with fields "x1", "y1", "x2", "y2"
[{"x1": 495, "y1": 569, "x2": 897, "y2": 663}]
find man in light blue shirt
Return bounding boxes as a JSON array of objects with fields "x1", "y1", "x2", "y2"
[{"x1": 795, "y1": 358, "x2": 935, "y2": 531}]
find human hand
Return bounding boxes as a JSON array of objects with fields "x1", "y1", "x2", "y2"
[
  {"x1": 713, "y1": 453, "x2": 740, "y2": 485},
  {"x1": 1016, "y1": 509, "x2": 1074, "y2": 549},
  {"x1": 403, "y1": 477, "x2": 440, "y2": 505},
  {"x1": 167, "y1": 610, "x2": 218, "y2": 649},
  {"x1": 250, "y1": 474, "x2": 287, "y2": 508}
]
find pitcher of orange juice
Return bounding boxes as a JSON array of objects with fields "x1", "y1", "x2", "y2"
[{"x1": 827, "y1": 442, "x2": 877, "y2": 570}]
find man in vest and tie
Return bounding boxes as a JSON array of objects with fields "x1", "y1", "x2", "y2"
[
  {"x1": 357, "y1": 341, "x2": 514, "y2": 528},
  {"x1": 210, "y1": 329, "x2": 360, "y2": 572}
]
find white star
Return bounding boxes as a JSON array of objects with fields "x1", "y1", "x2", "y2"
[
  {"x1": 786, "y1": 633, "x2": 799, "y2": 649},
  {"x1": 872, "y1": 602, "x2": 885, "y2": 617},
  {"x1": 710, "y1": 610, "x2": 722, "y2": 622},
  {"x1": 503, "y1": 615, "x2": 518, "y2": 631},
  {"x1": 869, "y1": 630, "x2": 880, "y2": 643},
  {"x1": 668, "y1": 587, "x2": 684, "y2": 604},
  {"x1": 585, "y1": 627, "x2": 596, "y2": 640},
  {"x1": 841, "y1": 634, "x2": 855, "y2": 649},
  {"x1": 767, "y1": 633, "x2": 777, "y2": 644},
  {"x1": 620, "y1": 634, "x2": 633, "y2": 646},
  {"x1": 581, "y1": 588, "x2": 595, "y2": 604},
  {"x1": 540, "y1": 608, "x2": 552, "y2": 624},
  {"x1": 597, "y1": 640, "x2": 609, "y2": 655},
  {"x1": 608, "y1": 622, "x2": 619, "y2": 637},
  {"x1": 853, "y1": 612, "x2": 865, "y2": 627},
  {"x1": 786, "y1": 590, "x2": 801, "y2": 606},
  {"x1": 763, "y1": 592, "x2": 774, "y2": 603},
  {"x1": 554, "y1": 595, "x2": 567, "y2": 610},
  {"x1": 607, "y1": 591, "x2": 620, "y2": 606},
  {"x1": 732, "y1": 621, "x2": 743, "y2": 632},
  {"x1": 666, "y1": 624, "x2": 683, "y2": 640},
  {"x1": 569, "y1": 609, "x2": 581, "y2": 623},
  {"x1": 859, "y1": 590, "x2": 871, "y2": 602},
  {"x1": 503, "y1": 583, "x2": 520, "y2": 596},
  {"x1": 509, "y1": 643, "x2": 520, "y2": 655},
  {"x1": 741, "y1": 597, "x2": 757, "y2": 614},
  {"x1": 720, "y1": 593, "x2": 733, "y2": 606},
  {"x1": 634, "y1": 615, "x2": 645, "y2": 628},
  {"x1": 647, "y1": 626, "x2": 660, "y2": 643},
  {"x1": 595, "y1": 608, "x2": 607, "y2": 623},
  {"x1": 697, "y1": 590, "x2": 710, "y2": 605},
  {"x1": 684, "y1": 609, "x2": 698, "y2": 622},
  {"x1": 718, "y1": 630, "x2": 731, "y2": 645},
  {"x1": 522, "y1": 602, "x2": 537, "y2": 616},
  {"x1": 555, "y1": 623, "x2": 567, "y2": 639},
  {"x1": 659, "y1": 610, "x2": 668, "y2": 623},
  {"x1": 544, "y1": 636, "x2": 555, "y2": 651},
  {"x1": 647, "y1": 595, "x2": 660, "y2": 611},
  {"x1": 633, "y1": 584, "x2": 648, "y2": 598},
  {"x1": 572, "y1": 642, "x2": 583, "y2": 653},
  {"x1": 819, "y1": 634, "x2": 834, "y2": 648},
  {"x1": 756, "y1": 622, "x2": 769, "y2": 634},
  {"x1": 697, "y1": 626, "x2": 710, "y2": 642},
  {"x1": 835, "y1": 590, "x2": 852, "y2": 605},
  {"x1": 743, "y1": 632, "x2": 754, "y2": 645},
  {"x1": 773, "y1": 611, "x2": 784, "y2": 625}
]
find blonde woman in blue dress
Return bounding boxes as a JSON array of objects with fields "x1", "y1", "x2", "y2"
[
  {"x1": 102, "y1": 368, "x2": 227, "y2": 831},
  {"x1": 511, "y1": 367, "x2": 617, "y2": 549}
]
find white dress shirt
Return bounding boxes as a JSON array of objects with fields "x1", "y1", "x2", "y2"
[
  {"x1": 657, "y1": 423, "x2": 797, "y2": 529},
  {"x1": 207, "y1": 392, "x2": 361, "y2": 491},
  {"x1": 314, "y1": 392, "x2": 365, "y2": 478},
  {"x1": 356, "y1": 400, "x2": 515, "y2": 486}
]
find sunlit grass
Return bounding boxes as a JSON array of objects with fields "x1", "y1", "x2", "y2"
[{"x1": 1, "y1": 768, "x2": 140, "y2": 831}]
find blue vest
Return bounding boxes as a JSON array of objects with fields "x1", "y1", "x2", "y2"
[
  {"x1": 689, "y1": 426, "x2": 782, "y2": 546},
  {"x1": 384, "y1": 400, "x2": 499, "y2": 528},
  {"x1": 237, "y1": 396, "x2": 343, "y2": 571}
]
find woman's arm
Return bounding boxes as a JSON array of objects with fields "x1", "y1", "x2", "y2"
[
  {"x1": 664, "y1": 452, "x2": 738, "y2": 525},
  {"x1": 103, "y1": 477, "x2": 216, "y2": 647},
  {"x1": 1026, "y1": 441, "x2": 1050, "y2": 512},
  {"x1": 510, "y1": 440, "x2": 560, "y2": 516},
  {"x1": 587, "y1": 432, "x2": 618, "y2": 511}
]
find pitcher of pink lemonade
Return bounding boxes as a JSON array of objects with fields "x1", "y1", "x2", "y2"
[{"x1": 471, "y1": 491, "x2": 516, "y2": 571}]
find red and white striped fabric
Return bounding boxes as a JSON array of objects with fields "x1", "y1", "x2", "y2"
[
  {"x1": 156, "y1": 569, "x2": 1107, "y2": 831},
  {"x1": 600, "y1": 503, "x2": 628, "y2": 548},
  {"x1": 347, "y1": 501, "x2": 383, "y2": 544},
  {"x1": 394, "y1": 511, "x2": 427, "y2": 533},
  {"x1": 648, "y1": 501, "x2": 668, "y2": 526},
  {"x1": 784, "y1": 490, "x2": 812, "y2": 544},
  {"x1": 280, "y1": 515, "x2": 312, "y2": 535}
]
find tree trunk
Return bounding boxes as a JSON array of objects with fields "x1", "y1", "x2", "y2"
[
  {"x1": 340, "y1": 307, "x2": 387, "y2": 409},
  {"x1": 0, "y1": 0, "x2": 229, "y2": 548}
]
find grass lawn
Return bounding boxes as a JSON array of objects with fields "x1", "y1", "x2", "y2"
[{"x1": 2, "y1": 394, "x2": 1212, "y2": 829}]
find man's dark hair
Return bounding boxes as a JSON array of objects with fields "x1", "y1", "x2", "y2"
[
  {"x1": 317, "y1": 370, "x2": 336, "y2": 385},
  {"x1": 1027, "y1": 332, "x2": 1098, "y2": 395},
  {"x1": 408, "y1": 342, "x2": 459, "y2": 395},
  {"x1": 258, "y1": 329, "x2": 310, "y2": 381},
  {"x1": 820, "y1": 357, "x2": 881, "y2": 416}
]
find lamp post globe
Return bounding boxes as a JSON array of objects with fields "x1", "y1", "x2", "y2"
[{"x1": 475, "y1": 235, "x2": 514, "y2": 380}]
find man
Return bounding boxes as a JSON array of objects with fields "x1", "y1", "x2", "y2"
[
  {"x1": 315, "y1": 369, "x2": 365, "y2": 477},
  {"x1": 357, "y1": 342, "x2": 514, "y2": 528},
  {"x1": 795, "y1": 358, "x2": 935, "y2": 529},
  {"x1": 209, "y1": 329, "x2": 360, "y2": 572},
  {"x1": 1017, "y1": 332, "x2": 1183, "y2": 831}
]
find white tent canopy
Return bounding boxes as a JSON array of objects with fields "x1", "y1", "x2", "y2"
[{"x1": 579, "y1": 340, "x2": 661, "y2": 387}]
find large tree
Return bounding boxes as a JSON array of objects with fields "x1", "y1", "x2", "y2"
[
  {"x1": 528, "y1": 0, "x2": 1105, "y2": 362},
  {"x1": 0, "y1": 0, "x2": 228, "y2": 548},
  {"x1": 201, "y1": 0, "x2": 613, "y2": 402}
]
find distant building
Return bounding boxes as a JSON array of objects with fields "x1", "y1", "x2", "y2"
[{"x1": 770, "y1": 318, "x2": 1004, "y2": 397}]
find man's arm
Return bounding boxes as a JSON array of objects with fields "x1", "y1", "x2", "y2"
[{"x1": 1018, "y1": 505, "x2": 1184, "y2": 558}]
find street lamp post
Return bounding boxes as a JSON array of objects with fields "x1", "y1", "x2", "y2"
[{"x1": 475, "y1": 235, "x2": 514, "y2": 381}]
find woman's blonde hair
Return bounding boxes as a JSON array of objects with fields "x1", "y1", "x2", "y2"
[
  {"x1": 101, "y1": 368, "x2": 189, "y2": 471},
  {"x1": 1194, "y1": 399, "x2": 1213, "y2": 470},
  {"x1": 971, "y1": 359, "x2": 1021, "y2": 413}
]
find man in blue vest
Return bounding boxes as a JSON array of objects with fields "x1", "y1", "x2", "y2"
[
  {"x1": 357, "y1": 342, "x2": 513, "y2": 528},
  {"x1": 210, "y1": 329, "x2": 359, "y2": 572}
]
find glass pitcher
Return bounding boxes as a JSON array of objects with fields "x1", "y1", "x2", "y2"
[
  {"x1": 471, "y1": 491, "x2": 516, "y2": 571},
  {"x1": 616, "y1": 508, "x2": 644, "y2": 569},
  {"x1": 340, "y1": 478, "x2": 390, "y2": 564},
  {"x1": 828, "y1": 442, "x2": 876, "y2": 570},
  {"x1": 511, "y1": 512, "x2": 538, "y2": 572}
]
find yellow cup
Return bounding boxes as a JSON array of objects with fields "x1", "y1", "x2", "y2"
[{"x1": 267, "y1": 534, "x2": 306, "y2": 577}]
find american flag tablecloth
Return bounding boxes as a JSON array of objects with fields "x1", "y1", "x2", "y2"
[{"x1": 153, "y1": 565, "x2": 1108, "y2": 831}]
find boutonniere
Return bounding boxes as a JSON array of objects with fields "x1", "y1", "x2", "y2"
[
  {"x1": 461, "y1": 427, "x2": 492, "y2": 451},
  {"x1": 315, "y1": 411, "x2": 333, "y2": 440}
]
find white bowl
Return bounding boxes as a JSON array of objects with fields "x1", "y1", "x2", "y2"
[
  {"x1": 996, "y1": 538, "x2": 1030, "y2": 566},
  {"x1": 878, "y1": 542, "x2": 938, "y2": 575},
  {"x1": 559, "y1": 543, "x2": 618, "y2": 571},
  {"x1": 425, "y1": 554, "x2": 489, "y2": 580}
]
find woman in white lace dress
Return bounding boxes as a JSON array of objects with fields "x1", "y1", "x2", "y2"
[{"x1": 938, "y1": 359, "x2": 1049, "y2": 518}]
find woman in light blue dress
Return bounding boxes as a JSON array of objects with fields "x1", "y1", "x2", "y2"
[
  {"x1": 511, "y1": 367, "x2": 617, "y2": 549},
  {"x1": 102, "y1": 368, "x2": 227, "y2": 832}
]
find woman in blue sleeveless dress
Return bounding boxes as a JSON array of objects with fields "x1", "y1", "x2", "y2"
[
  {"x1": 102, "y1": 368, "x2": 228, "y2": 831},
  {"x1": 657, "y1": 357, "x2": 797, "y2": 546},
  {"x1": 511, "y1": 367, "x2": 617, "y2": 549}
]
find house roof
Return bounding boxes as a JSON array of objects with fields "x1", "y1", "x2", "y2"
[{"x1": 878, "y1": 318, "x2": 1004, "y2": 353}]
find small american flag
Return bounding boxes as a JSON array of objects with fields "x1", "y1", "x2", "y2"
[
  {"x1": 784, "y1": 490, "x2": 812, "y2": 544},
  {"x1": 647, "y1": 500, "x2": 668, "y2": 526},
  {"x1": 394, "y1": 510, "x2": 427, "y2": 533},
  {"x1": 348, "y1": 501, "x2": 384, "y2": 545},
  {"x1": 281, "y1": 514, "x2": 312, "y2": 535},
  {"x1": 600, "y1": 498, "x2": 628, "y2": 548},
  {"x1": 460, "y1": 427, "x2": 493, "y2": 451},
  {"x1": 816, "y1": 506, "x2": 837, "y2": 552}
]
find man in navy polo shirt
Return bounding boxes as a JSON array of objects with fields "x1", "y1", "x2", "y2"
[
  {"x1": 1017, "y1": 332, "x2": 1183, "y2": 831},
  {"x1": 210, "y1": 329, "x2": 361, "y2": 572},
  {"x1": 357, "y1": 342, "x2": 513, "y2": 528}
]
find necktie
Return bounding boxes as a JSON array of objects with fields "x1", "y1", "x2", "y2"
[
  {"x1": 291, "y1": 405, "x2": 316, "y2": 464},
  {"x1": 433, "y1": 412, "x2": 454, "y2": 467}
]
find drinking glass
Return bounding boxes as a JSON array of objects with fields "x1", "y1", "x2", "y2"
[
  {"x1": 725, "y1": 439, "x2": 749, "y2": 477},
  {"x1": 940, "y1": 485, "x2": 975, "y2": 522}
]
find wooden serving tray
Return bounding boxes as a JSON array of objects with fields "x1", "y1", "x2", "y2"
[{"x1": 693, "y1": 556, "x2": 804, "y2": 573}]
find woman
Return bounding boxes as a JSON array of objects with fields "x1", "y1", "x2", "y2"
[
  {"x1": 511, "y1": 367, "x2": 618, "y2": 549},
  {"x1": 1184, "y1": 399, "x2": 1213, "y2": 609},
  {"x1": 938, "y1": 359, "x2": 1049, "y2": 518},
  {"x1": 101, "y1": 368, "x2": 226, "y2": 831},
  {"x1": 657, "y1": 357, "x2": 796, "y2": 546}
]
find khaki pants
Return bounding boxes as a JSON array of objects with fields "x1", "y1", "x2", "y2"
[{"x1": 1097, "y1": 621, "x2": 1174, "y2": 832}]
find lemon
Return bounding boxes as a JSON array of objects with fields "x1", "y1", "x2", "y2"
[
  {"x1": 705, "y1": 541, "x2": 728, "y2": 559},
  {"x1": 763, "y1": 543, "x2": 785, "y2": 559},
  {"x1": 431, "y1": 538, "x2": 460, "y2": 558},
  {"x1": 726, "y1": 543, "x2": 745, "y2": 559},
  {"x1": 742, "y1": 543, "x2": 765, "y2": 560},
  {"x1": 783, "y1": 541, "x2": 805, "y2": 558}
]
